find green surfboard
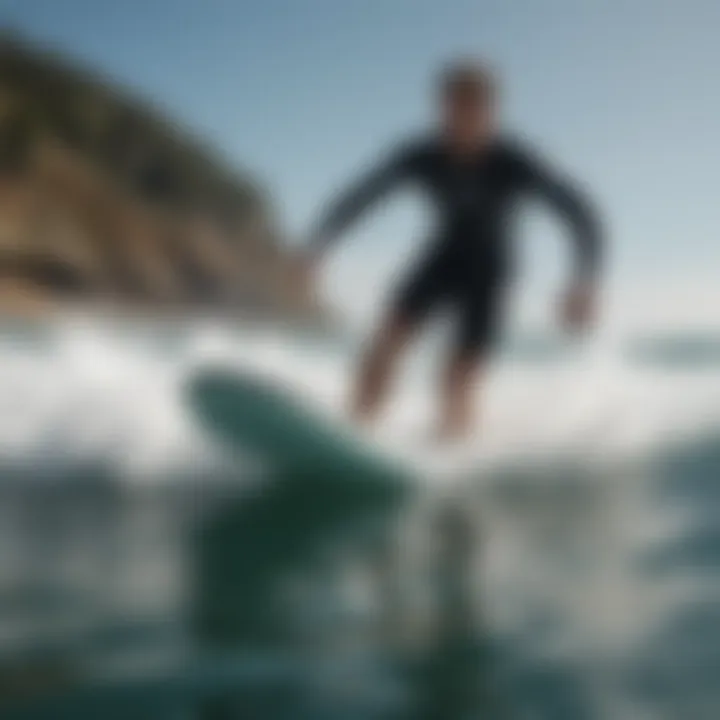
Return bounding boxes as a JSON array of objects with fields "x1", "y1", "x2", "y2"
[
  {"x1": 186, "y1": 367, "x2": 415, "y2": 650},
  {"x1": 186, "y1": 366, "x2": 413, "y2": 489}
]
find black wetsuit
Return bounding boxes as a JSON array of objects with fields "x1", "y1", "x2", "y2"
[{"x1": 311, "y1": 134, "x2": 602, "y2": 356}]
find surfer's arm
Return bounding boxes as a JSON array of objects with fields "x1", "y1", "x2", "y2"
[
  {"x1": 513, "y1": 144, "x2": 603, "y2": 285},
  {"x1": 308, "y1": 143, "x2": 418, "y2": 257}
]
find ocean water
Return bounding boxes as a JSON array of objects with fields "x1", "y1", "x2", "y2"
[{"x1": 0, "y1": 315, "x2": 718, "y2": 719}]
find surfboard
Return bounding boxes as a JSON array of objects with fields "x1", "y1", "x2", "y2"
[
  {"x1": 185, "y1": 363, "x2": 489, "y2": 484},
  {"x1": 185, "y1": 366, "x2": 417, "y2": 540},
  {"x1": 186, "y1": 366, "x2": 416, "y2": 650},
  {"x1": 187, "y1": 367, "x2": 411, "y2": 477}
]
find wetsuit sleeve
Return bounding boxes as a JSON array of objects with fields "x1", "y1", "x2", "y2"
[
  {"x1": 309, "y1": 143, "x2": 419, "y2": 255},
  {"x1": 512, "y1": 145, "x2": 603, "y2": 283}
]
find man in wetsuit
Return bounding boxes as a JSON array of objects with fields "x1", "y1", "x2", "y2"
[{"x1": 303, "y1": 61, "x2": 603, "y2": 441}]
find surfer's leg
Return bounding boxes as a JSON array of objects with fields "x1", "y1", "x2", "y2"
[
  {"x1": 351, "y1": 256, "x2": 447, "y2": 426},
  {"x1": 437, "y1": 281, "x2": 505, "y2": 440},
  {"x1": 351, "y1": 311, "x2": 420, "y2": 425},
  {"x1": 438, "y1": 351, "x2": 485, "y2": 441}
]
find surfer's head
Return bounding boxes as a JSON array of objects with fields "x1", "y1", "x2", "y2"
[{"x1": 438, "y1": 59, "x2": 498, "y2": 150}]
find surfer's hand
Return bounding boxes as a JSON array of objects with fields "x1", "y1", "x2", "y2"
[{"x1": 559, "y1": 281, "x2": 596, "y2": 334}]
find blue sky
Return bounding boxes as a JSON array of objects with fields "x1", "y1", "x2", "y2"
[{"x1": 2, "y1": 0, "x2": 719, "y2": 323}]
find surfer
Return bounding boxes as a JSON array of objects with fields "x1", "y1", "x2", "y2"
[{"x1": 303, "y1": 61, "x2": 603, "y2": 441}]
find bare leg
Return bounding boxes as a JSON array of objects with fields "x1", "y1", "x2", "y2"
[
  {"x1": 437, "y1": 351, "x2": 484, "y2": 441},
  {"x1": 351, "y1": 313, "x2": 418, "y2": 427}
]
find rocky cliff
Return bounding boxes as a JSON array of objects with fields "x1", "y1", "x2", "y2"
[{"x1": 0, "y1": 32, "x2": 320, "y2": 322}]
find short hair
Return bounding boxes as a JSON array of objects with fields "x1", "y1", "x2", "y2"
[{"x1": 439, "y1": 59, "x2": 498, "y2": 103}]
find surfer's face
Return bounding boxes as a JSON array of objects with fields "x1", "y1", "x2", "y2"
[{"x1": 442, "y1": 85, "x2": 496, "y2": 150}]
